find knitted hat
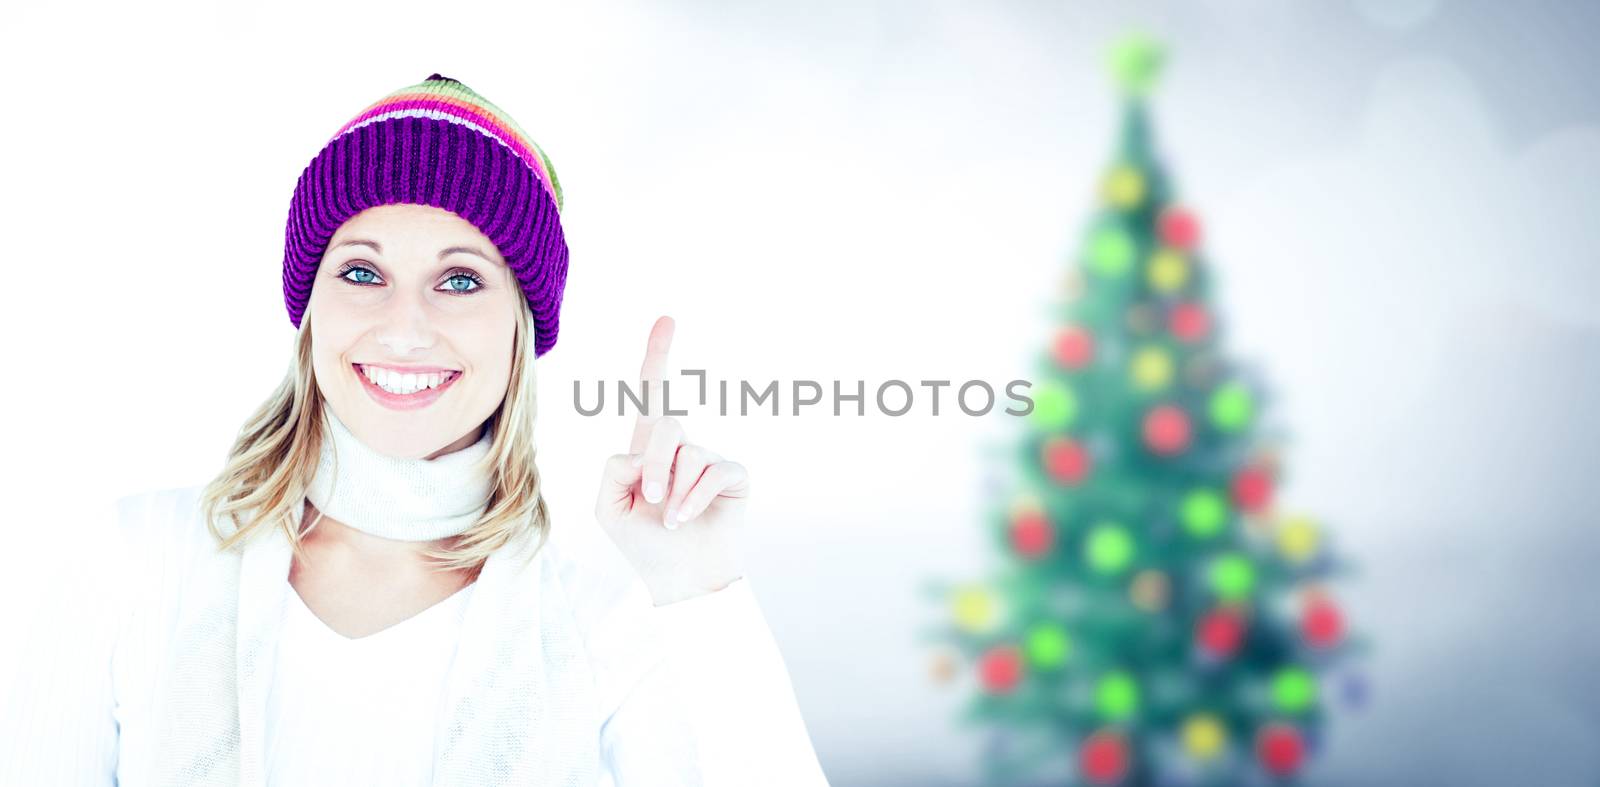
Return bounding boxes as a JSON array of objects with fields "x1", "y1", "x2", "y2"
[{"x1": 282, "y1": 73, "x2": 568, "y2": 357}]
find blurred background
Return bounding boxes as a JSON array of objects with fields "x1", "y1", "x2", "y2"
[{"x1": 3, "y1": 0, "x2": 1598, "y2": 784}]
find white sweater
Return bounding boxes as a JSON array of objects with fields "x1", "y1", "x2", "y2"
[
  {"x1": 265, "y1": 578, "x2": 474, "y2": 785},
  {"x1": 0, "y1": 485, "x2": 831, "y2": 786}
]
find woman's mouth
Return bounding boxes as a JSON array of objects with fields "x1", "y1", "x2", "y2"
[{"x1": 353, "y1": 363, "x2": 462, "y2": 411}]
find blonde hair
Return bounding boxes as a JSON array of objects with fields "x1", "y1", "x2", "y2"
[{"x1": 197, "y1": 298, "x2": 552, "y2": 574}]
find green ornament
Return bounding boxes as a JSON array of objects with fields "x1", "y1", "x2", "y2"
[
  {"x1": 1107, "y1": 30, "x2": 1166, "y2": 97},
  {"x1": 1085, "y1": 523, "x2": 1135, "y2": 574},
  {"x1": 1024, "y1": 623, "x2": 1071, "y2": 669},
  {"x1": 1181, "y1": 488, "x2": 1229, "y2": 538},
  {"x1": 1095, "y1": 670, "x2": 1140, "y2": 720},
  {"x1": 1087, "y1": 224, "x2": 1135, "y2": 277},
  {"x1": 1209, "y1": 552, "x2": 1256, "y2": 601},
  {"x1": 1271, "y1": 666, "x2": 1318, "y2": 713},
  {"x1": 1031, "y1": 382, "x2": 1077, "y2": 430},
  {"x1": 1209, "y1": 382, "x2": 1255, "y2": 432}
]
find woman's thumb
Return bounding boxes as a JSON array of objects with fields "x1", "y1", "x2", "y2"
[{"x1": 595, "y1": 452, "x2": 644, "y2": 520}]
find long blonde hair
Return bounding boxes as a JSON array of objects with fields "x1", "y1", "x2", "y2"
[{"x1": 198, "y1": 298, "x2": 552, "y2": 574}]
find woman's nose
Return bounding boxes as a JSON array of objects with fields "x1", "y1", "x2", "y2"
[{"x1": 374, "y1": 288, "x2": 439, "y2": 356}]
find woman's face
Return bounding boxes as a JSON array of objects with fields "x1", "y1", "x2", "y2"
[{"x1": 308, "y1": 203, "x2": 521, "y2": 459}]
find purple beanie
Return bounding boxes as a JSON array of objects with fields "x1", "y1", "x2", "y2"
[{"x1": 282, "y1": 73, "x2": 568, "y2": 357}]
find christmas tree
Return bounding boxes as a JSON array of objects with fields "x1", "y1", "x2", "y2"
[{"x1": 924, "y1": 32, "x2": 1366, "y2": 787}]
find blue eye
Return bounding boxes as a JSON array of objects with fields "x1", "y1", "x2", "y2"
[
  {"x1": 341, "y1": 266, "x2": 379, "y2": 284},
  {"x1": 445, "y1": 273, "x2": 483, "y2": 293},
  {"x1": 334, "y1": 263, "x2": 486, "y2": 296}
]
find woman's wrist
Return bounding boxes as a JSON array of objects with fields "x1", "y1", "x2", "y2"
[{"x1": 648, "y1": 565, "x2": 744, "y2": 606}]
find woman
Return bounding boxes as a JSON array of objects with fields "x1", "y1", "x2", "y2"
[{"x1": 0, "y1": 74, "x2": 829, "y2": 786}]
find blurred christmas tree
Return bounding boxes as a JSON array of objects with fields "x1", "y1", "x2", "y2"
[{"x1": 923, "y1": 31, "x2": 1367, "y2": 787}]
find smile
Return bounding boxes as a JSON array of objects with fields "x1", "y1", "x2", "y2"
[{"x1": 354, "y1": 363, "x2": 463, "y2": 410}]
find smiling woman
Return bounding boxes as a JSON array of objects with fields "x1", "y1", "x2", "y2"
[
  {"x1": 310, "y1": 204, "x2": 522, "y2": 448},
  {"x1": 0, "y1": 73, "x2": 829, "y2": 787}
]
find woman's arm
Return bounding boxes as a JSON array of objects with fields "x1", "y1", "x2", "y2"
[
  {"x1": 591, "y1": 317, "x2": 828, "y2": 784},
  {"x1": 597, "y1": 578, "x2": 829, "y2": 787},
  {"x1": 0, "y1": 500, "x2": 124, "y2": 785},
  {"x1": 651, "y1": 577, "x2": 830, "y2": 786}
]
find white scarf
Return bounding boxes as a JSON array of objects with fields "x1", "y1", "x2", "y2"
[
  {"x1": 147, "y1": 407, "x2": 601, "y2": 785},
  {"x1": 304, "y1": 407, "x2": 495, "y2": 541}
]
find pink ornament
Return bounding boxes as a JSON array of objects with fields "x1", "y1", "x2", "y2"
[
  {"x1": 1232, "y1": 466, "x2": 1273, "y2": 513},
  {"x1": 1303, "y1": 597, "x2": 1345, "y2": 649},
  {"x1": 1169, "y1": 302, "x2": 1210, "y2": 343},
  {"x1": 1256, "y1": 723, "x2": 1305, "y2": 776},
  {"x1": 1044, "y1": 437, "x2": 1092, "y2": 485},
  {"x1": 978, "y1": 645, "x2": 1023, "y2": 694},
  {"x1": 1010, "y1": 510, "x2": 1054, "y2": 559},
  {"x1": 1159, "y1": 206, "x2": 1202, "y2": 251},
  {"x1": 1143, "y1": 405, "x2": 1191, "y2": 456},
  {"x1": 1196, "y1": 609, "x2": 1245, "y2": 658},
  {"x1": 1079, "y1": 729, "x2": 1130, "y2": 785},
  {"x1": 1054, "y1": 326, "x2": 1096, "y2": 369}
]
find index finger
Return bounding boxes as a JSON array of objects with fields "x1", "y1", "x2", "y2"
[{"x1": 629, "y1": 315, "x2": 676, "y2": 454}]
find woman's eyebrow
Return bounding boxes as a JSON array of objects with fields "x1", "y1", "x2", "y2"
[
  {"x1": 438, "y1": 245, "x2": 493, "y2": 262},
  {"x1": 330, "y1": 240, "x2": 491, "y2": 263},
  {"x1": 333, "y1": 238, "x2": 382, "y2": 253}
]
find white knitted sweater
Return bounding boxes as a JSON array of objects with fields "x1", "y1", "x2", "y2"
[{"x1": 0, "y1": 484, "x2": 831, "y2": 786}]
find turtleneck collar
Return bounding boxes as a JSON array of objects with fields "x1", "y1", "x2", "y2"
[{"x1": 304, "y1": 407, "x2": 495, "y2": 542}]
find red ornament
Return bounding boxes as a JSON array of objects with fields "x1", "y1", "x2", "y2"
[
  {"x1": 1079, "y1": 729, "x2": 1129, "y2": 785},
  {"x1": 977, "y1": 645, "x2": 1023, "y2": 694},
  {"x1": 1256, "y1": 723, "x2": 1305, "y2": 776},
  {"x1": 1196, "y1": 609, "x2": 1245, "y2": 658},
  {"x1": 1231, "y1": 466, "x2": 1274, "y2": 513},
  {"x1": 1168, "y1": 302, "x2": 1210, "y2": 343},
  {"x1": 1053, "y1": 326, "x2": 1095, "y2": 370},
  {"x1": 1043, "y1": 437, "x2": 1092, "y2": 485},
  {"x1": 1158, "y1": 206, "x2": 1202, "y2": 251},
  {"x1": 1010, "y1": 509, "x2": 1054, "y2": 559},
  {"x1": 1142, "y1": 405, "x2": 1191, "y2": 456},
  {"x1": 1302, "y1": 596, "x2": 1345, "y2": 649}
]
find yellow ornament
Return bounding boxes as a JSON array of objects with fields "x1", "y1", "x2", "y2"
[
  {"x1": 1129, "y1": 569, "x2": 1169, "y2": 612},
  {"x1": 1277, "y1": 515, "x2": 1320, "y2": 563},
  {"x1": 1147, "y1": 248, "x2": 1190, "y2": 294},
  {"x1": 1181, "y1": 713, "x2": 1227, "y2": 760},
  {"x1": 1130, "y1": 345, "x2": 1174, "y2": 391},
  {"x1": 929, "y1": 647, "x2": 959, "y2": 685},
  {"x1": 1103, "y1": 164, "x2": 1145, "y2": 209},
  {"x1": 951, "y1": 584, "x2": 1001, "y2": 633}
]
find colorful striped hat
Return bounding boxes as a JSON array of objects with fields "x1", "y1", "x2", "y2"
[{"x1": 282, "y1": 73, "x2": 568, "y2": 356}]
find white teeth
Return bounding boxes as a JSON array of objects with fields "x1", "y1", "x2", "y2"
[{"x1": 361, "y1": 365, "x2": 454, "y2": 395}]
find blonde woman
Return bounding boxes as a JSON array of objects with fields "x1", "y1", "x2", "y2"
[{"x1": 0, "y1": 74, "x2": 829, "y2": 786}]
